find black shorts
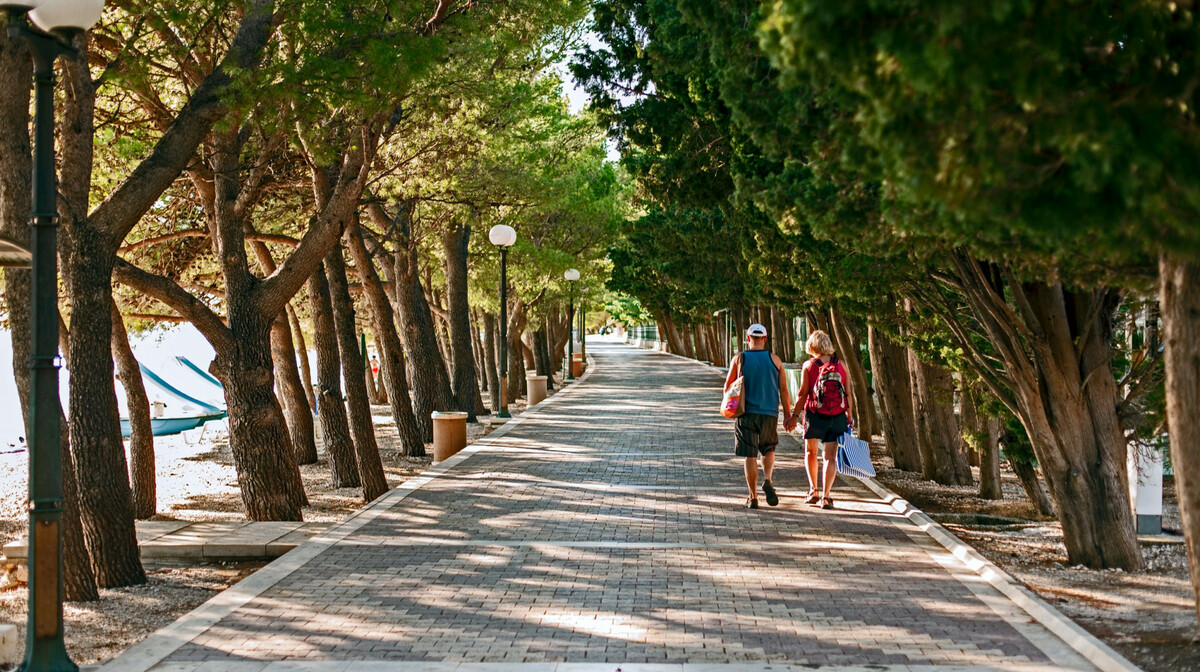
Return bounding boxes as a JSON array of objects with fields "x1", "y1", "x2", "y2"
[
  {"x1": 734, "y1": 413, "x2": 779, "y2": 457},
  {"x1": 804, "y1": 410, "x2": 848, "y2": 443}
]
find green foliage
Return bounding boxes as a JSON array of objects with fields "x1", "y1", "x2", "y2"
[
  {"x1": 603, "y1": 292, "x2": 652, "y2": 326},
  {"x1": 761, "y1": 0, "x2": 1200, "y2": 274}
]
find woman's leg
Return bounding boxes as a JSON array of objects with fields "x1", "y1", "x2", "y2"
[
  {"x1": 821, "y1": 441, "x2": 838, "y2": 497},
  {"x1": 805, "y1": 438, "x2": 820, "y2": 494}
]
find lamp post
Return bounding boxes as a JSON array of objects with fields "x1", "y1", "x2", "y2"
[
  {"x1": 489, "y1": 224, "x2": 516, "y2": 419},
  {"x1": 563, "y1": 269, "x2": 579, "y2": 381},
  {"x1": 579, "y1": 293, "x2": 586, "y2": 362},
  {"x1": 4, "y1": 2, "x2": 104, "y2": 670}
]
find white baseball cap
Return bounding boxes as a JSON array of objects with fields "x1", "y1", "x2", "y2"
[{"x1": 746, "y1": 323, "x2": 767, "y2": 337}]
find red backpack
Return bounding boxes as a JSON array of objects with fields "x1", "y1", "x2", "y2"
[{"x1": 805, "y1": 356, "x2": 847, "y2": 415}]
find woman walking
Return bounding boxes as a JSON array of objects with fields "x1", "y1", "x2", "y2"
[{"x1": 788, "y1": 330, "x2": 854, "y2": 509}]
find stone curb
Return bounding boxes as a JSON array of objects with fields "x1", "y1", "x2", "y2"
[
  {"x1": 98, "y1": 351, "x2": 603, "y2": 672},
  {"x1": 855, "y1": 475, "x2": 1144, "y2": 672}
]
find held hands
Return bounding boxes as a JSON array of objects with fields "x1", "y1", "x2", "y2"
[{"x1": 784, "y1": 414, "x2": 798, "y2": 432}]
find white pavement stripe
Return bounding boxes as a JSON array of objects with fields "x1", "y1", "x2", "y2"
[{"x1": 125, "y1": 663, "x2": 1095, "y2": 672}]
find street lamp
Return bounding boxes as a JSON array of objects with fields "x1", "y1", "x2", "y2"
[
  {"x1": 563, "y1": 269, "x2": 579, "y2": 381},
  {"x1": 4, "y1": 2, "x2": 105, "y2": 670},
  {"x1": 489, "y1": 224, "x2": 516, "y2": 419}
]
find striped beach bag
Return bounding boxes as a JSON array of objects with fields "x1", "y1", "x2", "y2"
[{"x1": 836, "y1": 429, "x2": 876, "y2": 478}]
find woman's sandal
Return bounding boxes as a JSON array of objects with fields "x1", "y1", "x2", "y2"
[
  {"x1": 746, "y1": 496, "x2": 759, "y2": 509},
  {"x1": 821, "y1": 496, "x2": 834, "y2": 510},
  {"x1": 804, "y1": 490, "x2": 820, "y2": 505}
]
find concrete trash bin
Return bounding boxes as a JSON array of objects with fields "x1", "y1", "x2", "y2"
[
  {"x1": 571, "y1": 353, "x2": 584, "y2": 378},
  {"x1": 526, "y1": 375, "x2": 548, "y2": 406},
  {"x1": 432, "y1": 411, "x2": 468, "y2": 462}
]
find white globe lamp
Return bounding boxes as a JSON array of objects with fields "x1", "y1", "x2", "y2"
[
  {"x1": 29, "y1": 0, "x2": 104, "y2": 32},
  {"x1": 488, "y1": 224, "x2": 517, "y2": 248},
  {"x1": 564, "y1": 268, "x2": 580, "y2": 282}
]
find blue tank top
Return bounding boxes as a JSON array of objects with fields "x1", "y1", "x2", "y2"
[{"x1": 741, "y1": 350, "x2": 779, "y2": 416}]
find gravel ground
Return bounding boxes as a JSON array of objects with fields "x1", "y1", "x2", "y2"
[
  {"x1": 0, "y1": 383, "x2": 546, "y2": 667},
  {"x1": 873, "y1": 443, "x2": 1198, "y2": 672}
]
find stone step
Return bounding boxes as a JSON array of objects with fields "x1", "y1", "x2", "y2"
[{"x1": 2, "y1": 520, "x2": 332, "y2": 564}]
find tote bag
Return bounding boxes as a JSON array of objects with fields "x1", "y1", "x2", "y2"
[
  {"x1": 836, "y1": 429, "x2": 876, "y2": 478},
  {"x1": 721, "y1": 376, "x2": 745, "y2": 418}
]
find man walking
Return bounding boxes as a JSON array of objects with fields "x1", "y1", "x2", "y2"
[{"x1": 723, "y1": 323, "x2": 793, "y2": 509}]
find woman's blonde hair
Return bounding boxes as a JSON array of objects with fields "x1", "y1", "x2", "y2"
[{"x1": 806, "y1": 330, "x2": 835, "y2": 357}]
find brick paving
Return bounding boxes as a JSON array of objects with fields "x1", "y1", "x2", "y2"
[{"x1": 131, "y1": 341, "x2": 1099, "y2": 671}]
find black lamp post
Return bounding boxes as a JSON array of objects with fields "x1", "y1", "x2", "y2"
[
  {"x1": 4, "y1": 2, "x2": 104, "y2": 670},
  {"x1": 563, "y1": 268, "x2": 578, "y2": 381},
  {"x1": 579, "y1": 297, "x2": 586, "y2": 362},
  {"x1": 489, "y1": 224, "x2": 516, "y2": 419}
]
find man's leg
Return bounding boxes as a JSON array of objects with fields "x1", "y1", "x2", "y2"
[
  {"x1": 821, "y1": 441, "x2": 838, "y2": 497},
  {"x1": 762, "y1": 449, "x2": 775, "y2": 483},
  {"x1": 744, "y1": 456, "x2": 758, "y2": 498}
]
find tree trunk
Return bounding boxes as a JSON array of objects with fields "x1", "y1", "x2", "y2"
[
  {"x1": 443, "y1": 221, "x2": 480, "y2": 421},
  {"x1": 959, "y1": 382, "x2": 981, "y2": 468},
  {"x1": 431, "y1": 286, "x2": 454, "y2": 371},
  {"x1": 391, "y1": 208, "x2": 454, "y2": 440},
  {"x1": 248, "y1": 241, "x2": 317, "y2": 468},
  {"x1": 0, "y1": 33, "x2": 97, "y2": 600},
  {"x1": 909, "y1": 351, "x2": 973, "y2": 486},
  {"x1": 830, "y1": 310, "x2": 879, "y2": 440},
  {"x1": 540, "y1": 324, "x2": 555, "y2": 392},
  {"x1": 364, "y1": 356, "x2": 381, "y2": 405},
  {"x1": 343, "y1": 217, "x2": 424, "y2": 456},
  {"x1": 375, "y1": 367, "x2": 388, "y2": 404},
  {"x1": 471, "y1": 311, "x2": 488, "y2": 392},
  {"x1": 550, "y1": 308, "x2": 570, "y2": 372},
  {"x1": 1022, "y1": 283, "x2": 1140, "y2": 569},
  {"x1": 483, "y1": 313, "x2": 501, "y2": 413},
  {"x1": 1160, "y1": 251, "x2": 1200, "y2": 628},
  {"x1": 533, "y1": 325, "x2": 552, "y2": 380},
  {"x1": 272, "y1": 313, "x2": 318, "y2": 465},
  {"x1": 212, "y1": 314, "x2": 308, "y2": 520},
  {"x1": 930, "y1": 258, "x2": 1141, "y2": 569},
  {"x1": 326, "y1": 251, "x2": 388, "y2": 502},
  {"x1": 980, "y1": 417, "x2": 1003, "y2": 501},
  {"x1": 661, "y1": 313, "x2": 688, "y2": 355},
  {"x1": 1010, "y1": 457, "x2": 1056, "y2": 517},
  {"x1": 868, "y1": 328, "x2": 923, "y2": 472},
  {"x1": 57, "y1": 39, "x2": 145, "y2": 586},
  {"x1": 287, "y1": 305, "x2": 317, "y2": 409},
  {"x1": 507, "y1": 302, "x2": 528, "y2": 402},
  {"x1": 64, "y1": 258, "x2": 146, "y2": 587},
  {"x1": 693, "y1": 323, "x2": 710, "y2": 363},
  {"x1": 110, "y1": 303, "x2": 155, "y2": 519},
  {"x1": 770, "y1": 307, "x2": 785, "y2": 361},
  {"x1": 307, "y1": 267, "x2": 360, "y2": 487},
  {"x1": 686, "y1": 324, "x2": 699, "y2": 359}
]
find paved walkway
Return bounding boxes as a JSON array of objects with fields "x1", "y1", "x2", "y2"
[{"x1": 105, "y1": 341, "x2": 1113, "y2": 672}]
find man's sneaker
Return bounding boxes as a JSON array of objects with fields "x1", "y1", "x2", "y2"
[{"x1": 762, "y1": 480, "x2": 779, "y2": 507}]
